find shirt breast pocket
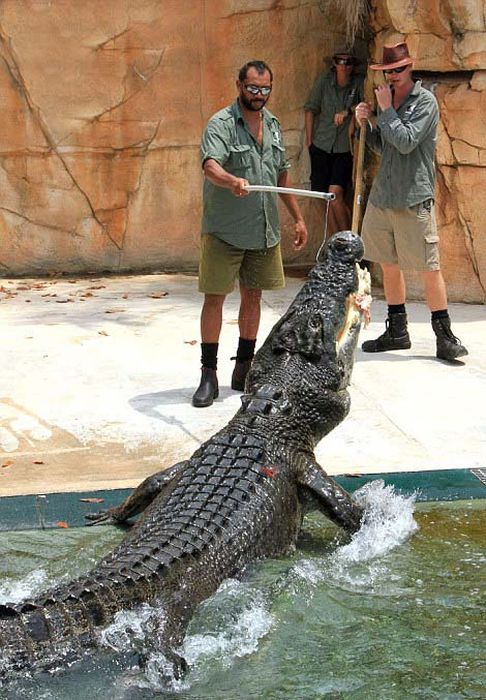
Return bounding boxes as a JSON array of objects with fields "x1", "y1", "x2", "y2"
[
  {"x1": 229, "y1": 144, "x2": 251, "y2": 173},
  {"x1": 271, "y1": 142, "x2": 286, "y2": 170}
]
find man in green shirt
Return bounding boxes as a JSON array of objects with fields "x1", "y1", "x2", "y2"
[
  {"x1": 355, "y1": 43, "x2": 467, "y2": 363},
  {"x1": 192, "y1": 60, "x2": 308, "y2": 408},
  {"x1": 304, "y1": 49, "x2": 363, "y2": 233}
]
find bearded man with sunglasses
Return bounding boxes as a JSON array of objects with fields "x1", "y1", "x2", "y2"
[
  {"x1": 355, "y1": 42, "x2": 467, "y2": 363},
  {"x1": 192, "y1": 60, "x2": 308, "y2": 408}
]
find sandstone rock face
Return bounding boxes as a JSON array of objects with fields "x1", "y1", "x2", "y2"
[
  {"x1": 0, "y1": 0, "x2": 349, "y2": 277},
  {"x1": 370, "y1": 1, "x2": 486, "y2": 302},
  {"x1": 0, "y1": 0, "x2": 484, "y2": 302}
]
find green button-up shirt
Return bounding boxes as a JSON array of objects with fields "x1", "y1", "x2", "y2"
[
  {"x1": 366, "y1": 80, "x2": 438, "y2": 209},
  {"x1": 201, "y1": 100, "x2": 290, "y2": 249},
  {"x1": 304, "y1": 71, "x2": 363, "y2": 153}
]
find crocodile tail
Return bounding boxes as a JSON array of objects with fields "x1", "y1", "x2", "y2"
[
  {"x1": 0, "y1": 566, "x2": 158, "y2": 676},
  {"x1": 0, "y1": 574, "x2": 126, "y2": 675}
]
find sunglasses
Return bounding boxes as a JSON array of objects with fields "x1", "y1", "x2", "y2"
[
  {"x1": 334, "y1": 58, "x2": 354, "y2": 66},
  {"x1": 243, "y1": 84, "x2": 272, "y2": 96},
  {"x1": 383, "y1": 65, "x2": 408, "y2": 75}
]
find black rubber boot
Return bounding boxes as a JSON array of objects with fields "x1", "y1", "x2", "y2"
[
  {"x1": 362, "y1": 313, "x2": 411, "y2": 353},
  {"x1": 231, "y1": 358, "x2": 252, "y2": 392},
  {"x1": 192, "y1": 368, "x2": 219, "y2": 407},
  {"x1": 432, "y1": 317, "x2": 468, "y2": 361}
]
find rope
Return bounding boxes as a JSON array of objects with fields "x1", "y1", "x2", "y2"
[{"x1": 315, "y1": 198, "x2": 331, "y2": 263}]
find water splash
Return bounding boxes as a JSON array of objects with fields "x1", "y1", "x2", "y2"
[
  {"x1": 100, "y1": 603, "x2": 159, "y2": 652},
  {"x1": 338, "y1": 479, "x2": 419, "y2": 563},
  {"x1": 102, "y1": 580, "x2": 274, "y2": 693},
  {"x1": 184, "y1": 598, "x2": 273, "y2": 666},
  {"x1": 292, "y1": 479, "x2": 418, "y2": 593},
  {"x1": 0, "y1": 569, "x2": 48, "y2": 603}
]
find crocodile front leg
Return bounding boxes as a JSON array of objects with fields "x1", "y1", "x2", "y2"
[
  {"x1": 298, "y1": 458, "x2": 363, "y2": 533},
  {"x1": 85, "y1": 461, "x2": 189, "y2": 526}
]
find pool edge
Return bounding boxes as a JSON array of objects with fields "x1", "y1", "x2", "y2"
[{"x1": 1, "y1": 468, "x2": 485, "y2": 532}]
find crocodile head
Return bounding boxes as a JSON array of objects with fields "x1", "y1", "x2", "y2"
[{"x1": 241, "y1": 231, "x2": 371, "y2": 445}]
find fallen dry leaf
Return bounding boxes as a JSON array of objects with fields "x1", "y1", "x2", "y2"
[
  {"x1": 184, "y1": 340, "x2": 198, "y2": 345},
  {"x1": 55, "y1": 299, "x2": 74, "y2": 304},
  {"x1": 88, "y1": 285, "x2": 106, "y2": 290},
  {"x1": 149, "y1": 291, "x2": 169, "y2": 299},
  {"x1": 105, "y1": 308, "x2": 126, "y2": 314},
  {"x1": 98, "y1": 330, "x2": 109, "y2": 336},
  {"x1": 33, "y1": 459, "x2": 45, "y2": 464},
  {"x1": 81, "y1": 292, "x2": 94, "y2": 298},
  {"x1": 1, "y1": 460, "x2": 13, "y2": 468},
  {"x1": 79, "y1": 497, "x2": 105, "y2": 504},
  {"x1": 122, "y1": 293, "x2": 129, "y2": 299},
  {"x1": 55, "y1": 521, "x2": 69, "y2": 529}
]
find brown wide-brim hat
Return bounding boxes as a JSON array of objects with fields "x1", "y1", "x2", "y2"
[{"x1": 369, "y1": 42, "x2": 413, "y2": 70}]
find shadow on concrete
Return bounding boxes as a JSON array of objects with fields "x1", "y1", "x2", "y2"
[
  {"x1": 129, "y1": 387, "x2": 239, "y2": 444},
  {"x1": 357, "y1": 351, "x2": 467, "y2": 366},
  {"x1": 130, "y1": 387, "x2": 236, "y2": 414}
]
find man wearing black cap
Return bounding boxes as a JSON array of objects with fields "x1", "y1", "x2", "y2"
[
  {"x1": 305, "y1": 48, "x2": 363, "y2": 233},
  {"x1": 355, "y1": 42, "x2": 468, "y2": 362}
]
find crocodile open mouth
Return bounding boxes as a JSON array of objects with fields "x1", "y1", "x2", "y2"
[{"x1": 336, "y1": 265, "x2": 372, "y2": 349}]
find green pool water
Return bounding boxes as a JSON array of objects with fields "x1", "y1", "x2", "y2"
[{"x1": 0, "y1": 497, "x2": 484, "y2": 699}]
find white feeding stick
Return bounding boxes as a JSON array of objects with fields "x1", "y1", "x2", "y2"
[{"x1": 244, "y1": 184, "x2": 335, "y2": 201}]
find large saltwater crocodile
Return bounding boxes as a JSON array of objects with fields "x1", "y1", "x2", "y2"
[{"x1": 0, "y1": 231, "x2": 371, "y2": 681}]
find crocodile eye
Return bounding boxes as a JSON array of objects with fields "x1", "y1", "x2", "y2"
[{"x1": 334, "y1": 236, "x2": 349, "y2": 250}]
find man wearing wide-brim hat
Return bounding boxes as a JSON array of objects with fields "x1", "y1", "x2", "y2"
[{"x1": 355, "y1": 42, "x2": 468, "y2": 362}]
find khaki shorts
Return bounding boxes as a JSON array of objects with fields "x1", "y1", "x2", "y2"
[
  {"x1": 198, "y1": 233, "x2": 285, "y2": 295},
  {"x1": 361, "y1": 201, "x2": 440, "y2": 271}
]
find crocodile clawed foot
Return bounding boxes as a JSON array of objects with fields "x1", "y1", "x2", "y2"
[
  {"x1": 167, "y1": 649, "x2": 189, "y2": 680},
  {"x1": 138, "y1": 647, "x2": 188, "y2": 683}
]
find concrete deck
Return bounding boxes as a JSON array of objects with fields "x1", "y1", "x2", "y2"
[{"x1": 1, "y1": 272, "x2": 485, "y2": 498}]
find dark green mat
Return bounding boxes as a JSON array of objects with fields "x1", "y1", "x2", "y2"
[{"x1": 1, "y1": 468, "x2": 485, "y2": 532}]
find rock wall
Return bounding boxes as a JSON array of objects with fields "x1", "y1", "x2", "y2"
[
  {"x1": 370, "y1": 0, "x2": 486, "y2": 302},
  {"x1": 0, "y1": 0, "x2": 348, "y2": 277},
  {"x1": 0, "y1": 0, "x2": 484, "y2": 302}
]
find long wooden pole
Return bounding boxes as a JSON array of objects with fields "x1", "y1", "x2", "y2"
[{"x1": 351, "y1": 123, "x2": 366, "y2": 233}]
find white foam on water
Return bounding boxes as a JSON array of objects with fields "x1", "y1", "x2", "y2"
[
  {"x1": 100, "y1": 603, "x2": 191, "y2": 694},
  {"x1": 100, "y1": 603, "x2": 159, "y2": 651},
  {"x1": 183, "y1": 599, "x2": 273, "y2": 666},
  {"x1": 0, "y1": 569, "x2": 48, "y2": 603},
  {"x1": 292, "y1": 479, "x2": 418, "y2": 592},
  {"x1": 337, "y1": 479, "x2": 419, "y2": 564},
  {"x1": 105, "y1": 581, "x2": 274, "y2": 694}
]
